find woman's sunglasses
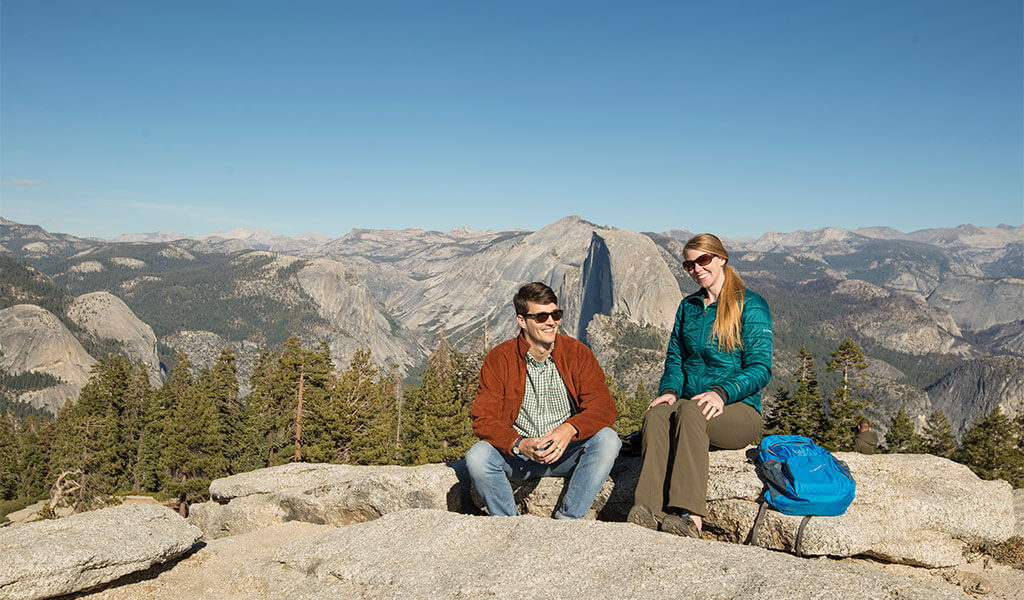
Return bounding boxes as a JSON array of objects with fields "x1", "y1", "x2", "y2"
[
  {"x1": 523, "y1": 309, "x2": 564, "y2": 323},
  {"x1": 682, "y1": 253, "x2": 715, "y2": 272}
]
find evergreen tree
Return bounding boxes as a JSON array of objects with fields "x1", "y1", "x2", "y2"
[
  {"x1": 884, "y1": 409, "x2": 922, "y2": 453},
  {"x1": 160, "y1": 364, "x2": 227, "y2": 513},
  {"x1": 306, "y1": 349, "x2": 398, "y2": 465},
  {"x1": 15, "y1": 415, "x2": 53, "y2": 499},
  {"x1": 790, "y1": 346, "x2": 823, "y2": 439},
  {"x1": 921, "y1": 409, "x2": 957, "y2": 458},
  {"x1": 1016, "y1": 410, "x2": 1024, "y2": 452},
  {"x1": 122, "y1": 364, "x2": 151, "y2": 491},
  {"x1": 48, "y1": 357, "x2": 134, "y2": 510},
  {"x1": 611, "y1": 377, "x2": 647, "y2": 436},
  {"x1": 279, "y1": 338, "x2": 333, "y2": 463},
  {"x1": 820, "y1": 337, "x2": 869, "y2": 451},
  {"x1": 238, "y1": 348, "x2": 281, "y2": 471},
  {"x1": 241, "y1": 339, "x2": 333, "y2": 467},
  {"x1": 953, "y1": 407, "x2": 1024, "y2": 488},
  {"x1": 0, "y1": 412, "x2": 17, "y2": 500},
  {"x1": 205, "y1": 349, "x2": 244, "y2": 474},
  {"x1": 403, "y1": 338, "x2": 476, "y2": 465},
  {"x1": 137, "y1": 353, "x2": 193, "y2": 493},
  {"x1": 762, "y1": 386, "x2": 790, "y2": 437}
]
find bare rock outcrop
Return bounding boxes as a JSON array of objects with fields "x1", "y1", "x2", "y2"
[
  {"x1": 477, "y1": 451, "x2": 1013, "y2": 569},
  {"x1": 243, "y1": 509, "x2": 971, "y2": 600},
  {"x1": 188, "y1": 462, "x2": 469, "y2": 539},
  {"x1": 0, "y1": 503, "x2": 201, "y2": 600},
  {"x1": 66, "y1": 291, "x2": 161, "y2": 386},
  {"x1": 0, "y1": 304, "x2": 95, "y2": 413},
  {"x1": 190, "y1": 452, "x2": 1012, "y2": 569}
]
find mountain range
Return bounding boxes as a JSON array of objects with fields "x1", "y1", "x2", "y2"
[{"x1": 1, "y1": 216, "x2": 1021, "y2": 437}]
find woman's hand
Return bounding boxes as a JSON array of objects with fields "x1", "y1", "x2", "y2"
[
  {"x1": 693, "y1": 391, "x2": 725, "y2": 421},
  {"x1": 649, "y1": 392, "x2": 678, "y2": 409}
]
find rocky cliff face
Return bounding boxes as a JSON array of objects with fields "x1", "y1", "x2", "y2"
[
  {"x1": 573, "y1": 230, "x2": 680, "y2": 344},
  {"x1": 0, "y1": 304, "x2": 95, "y2": 413},
  {"x1": 926, "y1": 355, "x2": 1024, "y2": 435},
  {"x1": 927, "y1": 276, "x2": 1024, "y2": 333},
  {"x1": 296, "y1": 258, "x2": 421, "y2": 370},
  {"x1": 66, "y1": 292, "x2": 161, "y2": 386}
]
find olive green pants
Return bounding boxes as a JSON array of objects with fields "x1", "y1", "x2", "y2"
[{"x1": 634, "y1": 399, "x2": 762, "y2": 519}]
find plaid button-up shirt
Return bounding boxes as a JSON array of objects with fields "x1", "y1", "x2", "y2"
[{"x1": 513, "y1": 347, "x2": 572, "y2": 438}]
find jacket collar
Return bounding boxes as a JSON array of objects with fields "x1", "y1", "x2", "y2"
[{"x1": 516, "y1": 330, "x2": 557, "y2": 361}]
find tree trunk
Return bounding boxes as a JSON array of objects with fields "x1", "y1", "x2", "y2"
[{"x1": 294, "y1": 366, "x2": 305, "y2": 462}]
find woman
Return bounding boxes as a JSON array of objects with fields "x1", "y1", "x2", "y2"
[{"x1": 628, "y1": 233, "x2": 772, "y2": 537}]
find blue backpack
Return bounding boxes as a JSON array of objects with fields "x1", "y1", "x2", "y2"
[{"x1": 748, "y1": 435, "x2": 856, "y2": 554}]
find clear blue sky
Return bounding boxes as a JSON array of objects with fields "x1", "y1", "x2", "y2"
[{"x1": 2, "y1": 0, "x2": 1021, "y2": 240}]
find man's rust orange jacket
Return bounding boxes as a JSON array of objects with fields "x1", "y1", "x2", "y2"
[{"x1": 470, "y1": 332, "x2": 618, "y2": 454}]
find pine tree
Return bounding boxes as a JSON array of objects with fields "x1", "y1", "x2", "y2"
[
  {"x1": 403, "y1": 338, "x2": 476, "y2": 465},
  {"x1": 762, "y1": 386, "x2": 789, "y2": 436},
  {"x1": 241, "y1": 339, "x2": 333, "y2": 467},
  {"x1": 1016, "y1": 410, "x2": 1024, "y2": 452},
  {"x1": 123, "y1": 363, "x2": 151, "y2": 491},
  {"x1": 205, "y1": 349, "x2": 243, "y2": 474},
  {"x1": 280, "y1": 338, "x2": 333, "y2": 463},
  {"x1": 0, "y1": 412, "x2": 18, "y2": 500},
  {"x1": 48, "y1": 357, "x2": 134, "y2": 510},
  {"x1": 611, "y1": 377, "x2": 647, "y2": 436},
  {"x1": 884, "y1": 409, "x2": 922, "y2": 453},
  {"x1": 160, "y1": 370, "x2": 227, "y2": 513},
  {"x1": 790, "y1": 347, "x2": 823, "y2": 439},
  {"x1": 238, "y1": 348, "x2": 281, "y2": 471},
  {"x1": 137, "y1": 353, "x2": 193, "y2": 493},
  {"x1": 921, "y1": 409, "x2": 957, "y2": 458},
  {"x1": 953, "y1": 407, "x2": 1024, "y2": 488},
  {"x1": 306, "y1": 349, "x2": 398, "y2": 465},
  {"x1": 821, "y1": 337, "x2": 869, "y2": 451},
  {"x1": 15, "y1": 415, "x2": 53, "y2": 499}
]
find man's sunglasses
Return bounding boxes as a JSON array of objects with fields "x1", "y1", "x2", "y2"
[
  {"x1": 683, "y1": 253, "x2": 716, "y2": 272},
  {"x1": 523, "y1": 309, "x2": 564, "y2": 323}
]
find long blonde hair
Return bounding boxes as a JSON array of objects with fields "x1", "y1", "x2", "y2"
[{"x1": 685, "y1": 233, "x2": 745, "y2": 352}]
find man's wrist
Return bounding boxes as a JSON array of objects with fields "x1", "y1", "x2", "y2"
[{"x1": 512, "y1": 436, "x2": 523, "y2": 455}]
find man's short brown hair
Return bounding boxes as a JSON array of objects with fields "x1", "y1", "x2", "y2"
[{"x1": 513, "y1": 282, "x2": 558, "y2": 316}]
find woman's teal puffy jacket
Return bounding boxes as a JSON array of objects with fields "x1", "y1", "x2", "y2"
[{"x1": 657, "y1": 289, "x2": 773, "y2": 413}]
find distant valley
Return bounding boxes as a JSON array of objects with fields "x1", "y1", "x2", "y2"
[{"x1": 1, "y1": 216, "x2": 1021, "y2": 436}]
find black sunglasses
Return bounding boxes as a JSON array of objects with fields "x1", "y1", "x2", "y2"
[
  {"x1": 523, "y1": 309, "x2": 563, "y2": 323},
  {"x1": 682, "y1": 253, "x2": 715, "y2": 272}
]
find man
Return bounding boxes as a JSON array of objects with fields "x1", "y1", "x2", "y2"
[
  {"x1": 465, "y1": 282, "x2": 621, "y2": 518},
  {"x1": 854, "y1": 417, "x2": 879, "y2": 454}
]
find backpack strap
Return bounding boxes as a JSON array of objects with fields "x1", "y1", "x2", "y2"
[
  {"x1": 746, "y1": 501, "x2": 769, "y2": 545},
  {"x1": 748, "y1": 502, "x2": 814, "y2": 558},
  {"x1": 794, "y1": 515, "x2": 812, "y2": 557}
]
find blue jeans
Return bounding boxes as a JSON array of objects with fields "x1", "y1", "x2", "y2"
[{"x1": 465, "y1": 427, "x2": 621, "y2": 519}]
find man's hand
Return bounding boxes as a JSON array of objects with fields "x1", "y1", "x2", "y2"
[
  {"x1": 649, "y1": 392, "x2": 678, "y2": 409},
  {"x1": 693, "y1": 390, "x2": 724, "y2": 421},
  {"x1": 521, "y1": 423, "x2": 576, "y2": 464}
]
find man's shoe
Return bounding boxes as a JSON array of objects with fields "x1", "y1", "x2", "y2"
[
  {"x1": 626, "y1": 504, "x2": 658, "y2": 531},
  {"x1": 661, "y1": 514, "x2": 700, "y2": 538}
]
